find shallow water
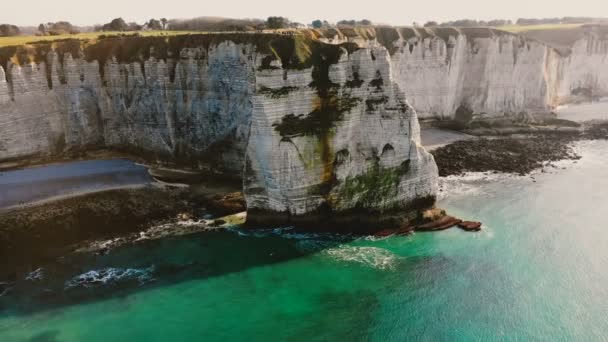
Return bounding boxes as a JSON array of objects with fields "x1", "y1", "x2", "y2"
[
  {"x1": 1, "y1": 141, "x2": 608, "y2": 341},
  {"x1": 0, "y1": 159, "x2": 152, "y2": 209}
]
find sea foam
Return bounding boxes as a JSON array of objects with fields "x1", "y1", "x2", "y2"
[
  {"x1": 323, "y1": 246, "x2": 399, "y2": 270},
  {"x1": 64, "y1": 266, "x2": 156, "y2": 290}
]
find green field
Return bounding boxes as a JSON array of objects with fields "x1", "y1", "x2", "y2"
[
  {"x1": 498, "y1": 23, "x2": 584, "y2": 33},
  {"x1": 0, "y1": 31, "x2": 200, "y2": 48}
]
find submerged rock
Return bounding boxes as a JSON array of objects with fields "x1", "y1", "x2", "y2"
[
  {"x1": 459, "y1": 221, "x2": 482, "y2": 232},
  {"x1": 374, "y1": 225, "x2": 414, "y2": 237},
  {"x1": 415, "y1": 216, "x2": 463, "y2": 232},
  {"x1": 207, "y1": 192, "x2": 246, "y2": 216}
]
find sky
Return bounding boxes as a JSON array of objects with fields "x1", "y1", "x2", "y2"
[{"x1": 2, "y1": 0, "x2": 607, "y2": 27}]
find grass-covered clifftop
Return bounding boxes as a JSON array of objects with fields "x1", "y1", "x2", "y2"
[
  {"x1": 0, "y1": 25, "x2": 534, "y2": 75},
  {"x1": 500, "y1": 24, "x2": 608, "y2": 52},
  {"x1": 2, "y1": 24, "x2": 603, "y2": 86},
  {"x1": 0, "y1": 31, "x2": 361, "y2": 83}
]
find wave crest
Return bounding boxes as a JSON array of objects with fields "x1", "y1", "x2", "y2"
[
  {"x1": 323, "y1": 246, "x2": 399, "y2": 270},
  {"x1": 64, "y1": 266, "x2": 155, "y2": 290}
]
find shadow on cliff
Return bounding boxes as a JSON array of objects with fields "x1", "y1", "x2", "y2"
[{"x1": 0, "y1": 228, "x2": 357, "y2": 317}]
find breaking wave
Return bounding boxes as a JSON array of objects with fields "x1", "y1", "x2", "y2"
[
  {"x1": 25, "y1": 268, "x2": 45, "y2": 281},
  {"x1": 323, "y1": 246, "x2": 399, "y2": 270},
  {"x1": 0, "y1": 282, "x2": 12, "y2": 297},
  {"x1": 230, "y1": 226, "x2": 349, "y2": 241},
  {"x1": 64, "y1": 266, "x2": 156, "y2": 290}
]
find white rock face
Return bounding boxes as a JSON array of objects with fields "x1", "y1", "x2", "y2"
[
  {"x1": 0, "y1": 36, "x2": 439, "y2": 227},
  {"x1": 0, "y1": 42, "x2": 255, "y2": 174},
  {"x1": 1, "y1": 29, "x2": 606, "y2": 225},
  {"x1": 315, "y1": 26, "x2": 608, "y2": 120},
  {"x1": 244, "y1": 47, "x2": 438, "y2": 224},
  {"x1": 558, "y1": 30, "x2": 608, "y2": 103},
  {"x1": 391, "y1": 34, "x2": 559, "y2": 119}
]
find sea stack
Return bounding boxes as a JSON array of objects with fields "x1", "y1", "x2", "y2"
[{"x1": 244, "y1": 42, "x2": 438, "y2": 230}]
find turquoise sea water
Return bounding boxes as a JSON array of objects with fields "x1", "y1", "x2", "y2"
[{"x1": 1, "y1": 141, "x2": 608, "y2": 341}]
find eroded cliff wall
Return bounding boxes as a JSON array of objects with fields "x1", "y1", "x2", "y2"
[
  {"x1": 0, "y1": 34, "x2": 439, "y2": 227},
  {"x1": 244, "y1": 44, "x2": 437, "y2": 228},
  {"x1": 0, "y1": 37, "x2": 259, "y2": 174},
  {"x1": 1, "y1": 28, "x2": 607, "y2": 226},
  {"x1": 557, "y1": 27, "x2": 608, "y2": 103},
  {"x1": 313, "y1": 26, "x2": 608, "y2": 119},
  {"x1": 388, "y1": 28, "x2": 561, "y2": 119}
]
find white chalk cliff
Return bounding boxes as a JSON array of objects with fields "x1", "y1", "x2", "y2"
[
  {"x1": 244, "y1": 45, "x2": 437, "y2": 227},
  {"x1": 0, "y1": 27, "x2": 607, "y2": 226}
]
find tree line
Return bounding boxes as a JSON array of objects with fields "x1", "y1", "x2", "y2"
[
  {"x1": 2, "y1": 16, "x2": 607, "y2": 39},
  {"x1": 422, "y1": 17, "x2": 608, "y2": 28},
  {"x1": 0, "y1": 24, "x2": 20, "y2": 37}
]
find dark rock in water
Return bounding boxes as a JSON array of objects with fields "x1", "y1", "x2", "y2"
[
  {"x1": 415, "y1": 216, "x2": 462, "y2": 232},
  {"x1": 374, "y1": 225, "x2": 414, "y2": 237},
  {"x1": 207, "y1": 192, "x2": 246, "y2": 216},
  {"x1": 582, "y1": 121, "x2": 608, "y2": 140},
  {"x1": 432, "y1": 120, "x2": 608, "y2": 177},
  {"x1": 396, "y1": 225, "x2": 415, "y2": 235},
  {"x1": 458, "y1": 221, "x2": 482, "y2": 232},
  {"x1": 374, "y1": 229, "x2": 396, "y2": 237},
  {"x1": 432, "y1": 137, "x2": 578, "y2": 176},
  {"x1": 211, "y1": 219, "x2": 227, "y2": 227}
]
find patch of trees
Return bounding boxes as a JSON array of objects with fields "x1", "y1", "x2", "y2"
[
  {"x1": 336, "y1": 19, "x2": 372, "y2": 26},
  {"x1": 264, "y1": 17, "x2": 305, "y2": 29},
  {"x1": 266, "y1": 16, "x2": 290, "y2": 29},
  {"x1": 311, "y1": 19, "x2": 372, "y2": 29},
  {"x1": 425, "y1": 19, "x2": 513, "y2": 27},
  {"x1": 311, "y1": 20, "x2": 330, "y2": 29},
  {"x1": 37, "y1": 22, "x2": 79, "y2": 35},
  {"x1": 0, "y1": 24, "x2": 20, "y2": 37},
  {"x1": 168, "y1": 17, "x2": 265, "y2": 31},
  {"x1": 97, "y1": 18, "x2": 143, "y2": 32},
  {"x1": 146, "y1": 19, "x2": 162, "y2": 30}
]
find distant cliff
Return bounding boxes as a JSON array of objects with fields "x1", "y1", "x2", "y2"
[{"x1": 312, "y1": 25, "x2": 608, "y2": 119}]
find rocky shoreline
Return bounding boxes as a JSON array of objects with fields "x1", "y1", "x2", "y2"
[
  {"x1": 0, "y1": 179, "x2": 249, "y2": 280},
  {"x1": 11, "y1": 119, "x2": 604, "y2": 279},
  {"x1": 431, "y1": 120, "x2": 608, "y2": 177}
]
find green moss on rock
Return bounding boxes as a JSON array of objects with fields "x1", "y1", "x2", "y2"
[
  {"x1": 259, "y1": 85, "x2": 298, "y2": 98},
  {"x1": 273, "y1": 92, "x2": 361, "y2": 137},
  {"x1": 365, "y1": 96, "x2": 388, "y2": 112},
  {"x1": 345, "y1": 72, "x2": 364, "y2": 88},
  {"x1": 335, "y1": 160, "x2": 411, "y2": 210}
]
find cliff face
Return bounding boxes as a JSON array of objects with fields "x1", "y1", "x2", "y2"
[
  {"x1": 0, "y1": 38, "x2": 256, "y2": 174},
  {"x1": 312, "y1": 26, "x2": 608, "y2": 119},
  {"x1": 388, "y1": 28, "x2": 561, "y2": 119},
  {"x1": 1, "y1": 27, "x2": 607, "y2": 227},
  {"x1": 244, "y1": 45, "x2": 437, "y2": 228},
  {"x1": 0, "y1": 34, "x2": 438, "y2": 228},
  {"x1": 557, "y1": 27, "x2": 608, "y2": 103}
]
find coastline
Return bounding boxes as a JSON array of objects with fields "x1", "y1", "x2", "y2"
[{"x1": 2, "y1": 115, "x2": 607, "y2": 280}]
